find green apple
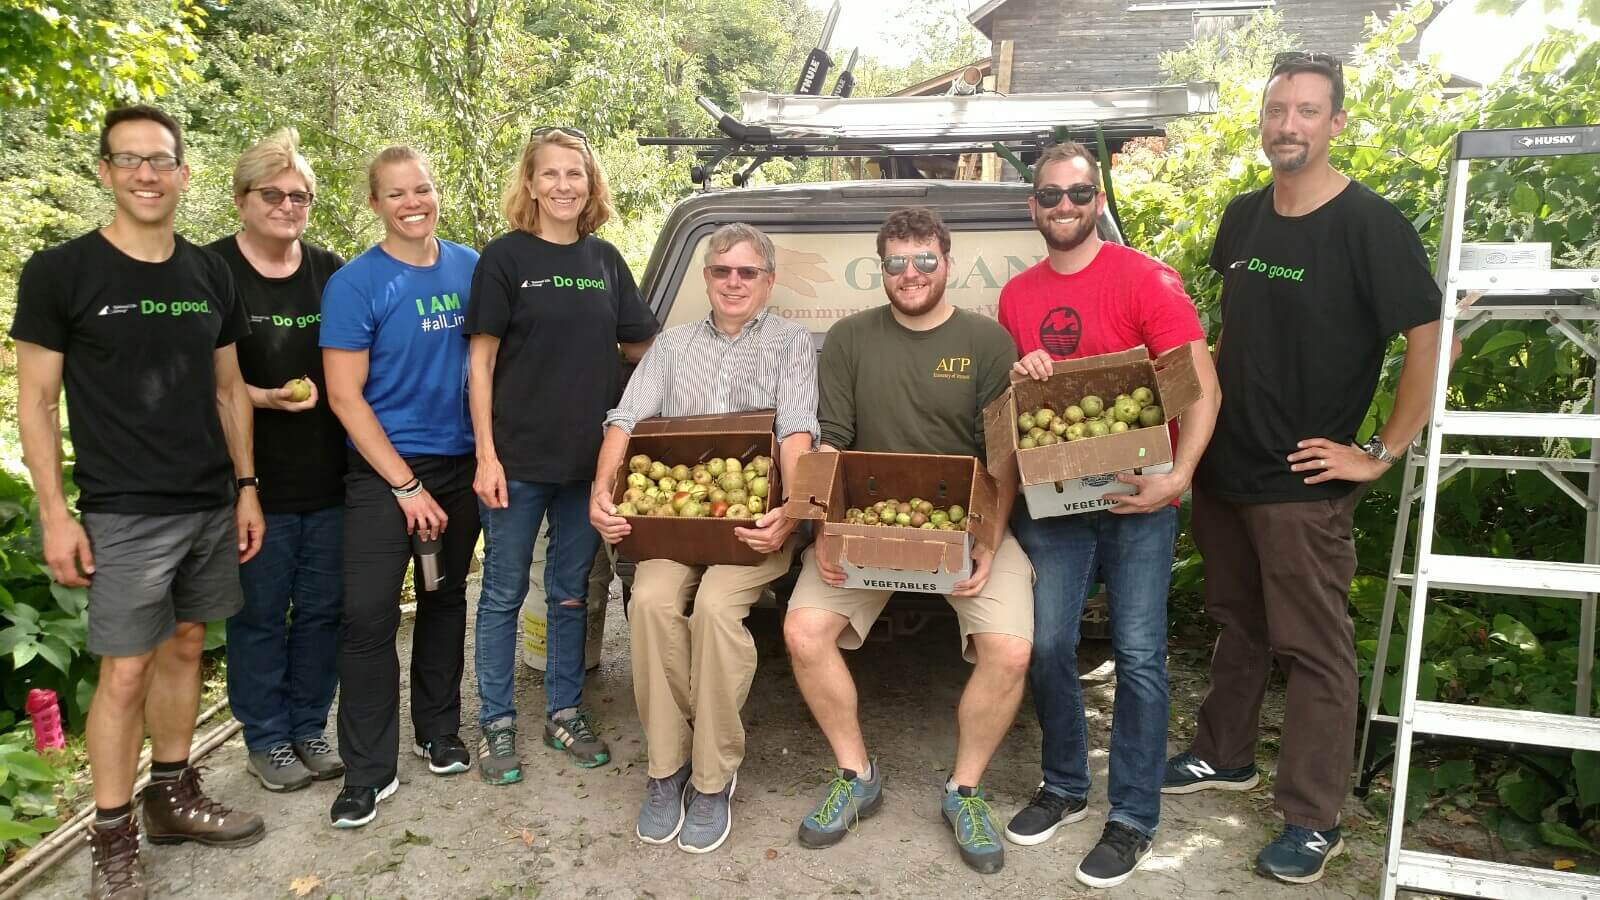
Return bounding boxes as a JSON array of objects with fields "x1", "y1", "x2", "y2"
[
  {"x1": 1132, "y1": 386, "x2": 1155, "y2": 406},
  {"x1": 628, "y1": 454, "x2": 653, "y2": 475}
]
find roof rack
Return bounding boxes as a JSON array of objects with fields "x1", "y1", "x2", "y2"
[{"x1": 638, "y1": 83, "x2": 1218, "y2": 188}]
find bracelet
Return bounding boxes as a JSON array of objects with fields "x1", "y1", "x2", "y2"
[{"x1": 391, "y1": 478, "x2": 423, "y2": 499}]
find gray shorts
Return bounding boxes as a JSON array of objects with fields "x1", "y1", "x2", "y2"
[{"x1": 83, "y1": 506, "x2": 245, "y2": 657}]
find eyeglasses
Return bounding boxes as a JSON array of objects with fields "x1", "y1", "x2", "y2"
[
  {"x1": 246, "y1": 187, "x2": 315, "y2": 208},
  {"x1": 705, "y1": 264, "x2": 769, "y2": 281},
  {"x1": 532, "y1": 126, "x2": 589, "y2": 143},
  {"x1": 880, "y1": 251, "x2": 941, "y2": 276},
  {"x1": 103, "y1": 152, "x2": 182, "y2": 172},
  {"x1": 1033, "y1": 184, "x2": 1099, "y2": 209}
]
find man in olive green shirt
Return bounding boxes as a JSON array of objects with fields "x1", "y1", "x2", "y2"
[{"x1": 784, "y1": 207, "x2": 1033, "y2": 875}]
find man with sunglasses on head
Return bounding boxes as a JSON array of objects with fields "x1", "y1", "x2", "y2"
[
  {"x1": 1162, "y1": 52, "x2": 1449, "y2": 885},
  {"x1": 997, "y1": 142, "x2": 1220, "y2": 888},
  {"x1": 11, "y1": 105, "x2": 265, "y2": 900},
  {"x1": 590, "y1": 223, "x2": 817, "y2": 854},
  {"x1": 783, "y1": 207, "x2": 1032, "y2": 875}
]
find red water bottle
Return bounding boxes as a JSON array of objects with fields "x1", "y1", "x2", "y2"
[{"x1": 26, "y1": 689, "x2": 65, "y2": 751}]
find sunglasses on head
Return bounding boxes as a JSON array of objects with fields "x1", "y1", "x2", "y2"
[
  {"x1": 1033, "y1": 183, "x2": 1099, "y2": 209},
  {"x1": 705, "y1": 264, "x2": 769, "y2": 282},
  {"x1": 880, "y1": 251, "x2": 941, "y2": 276},
  {"x1": 1271, "y1": 51, "x2": 1343, "y2": 79},
  {"x1": 532, "y1": 125, "x2": 589, "y2": 143}
]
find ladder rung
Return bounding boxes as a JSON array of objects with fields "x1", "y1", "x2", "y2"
[
  {"x1": 1396, "y1": 849, "x2": 1600, "y2": 898},
  {"x1": 1410, "y1": 453, "x2": 1600, "y2": 472},
  {"x1": 1437, "y1": 410, "x2": 1600, "y2": 440},
  {"x1": 1411, "y1": 701, "x2": 1600, "y2": 751},
  {"x1": 1424, "y1": 554, "x2": 1600, "y2": 598},
  {"x1": 1449, "y1": 268, "x2": 1600, "y2": 292},
  {"x1": 1464, "y1": 302, "x2": 1600, "y2": 321}
]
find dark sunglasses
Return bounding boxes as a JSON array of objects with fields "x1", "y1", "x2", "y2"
[
  {"x1": 1033, "y1": 183, "x2": 1099, "y2": 209},
  {"x1": 880, "y1": 251, "x2": 941, "y2": 276},
  {"x1": 1271, "y1": 51, "x2": 1343, "y2": 78},
  {"x1": 246, "y1": 186, "x2": 315, "y2": 207},
  {"x1": 532, "y1": 125, "x2": 589, "y2": 143},
  {"x1": 705, "y1": 264, "x2": 769, "y2": 281},
  {"x1": 103, "y1": 152, "x2": 181, "y2": 172}
]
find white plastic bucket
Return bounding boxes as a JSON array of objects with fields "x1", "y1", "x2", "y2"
[{"x1": 519, "y1": 523, "x2": 610, "y2": 671}]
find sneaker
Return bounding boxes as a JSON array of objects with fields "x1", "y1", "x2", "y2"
[
  {"x1": 1161, "y1": 750, "x2": 1260, "y2": 794},
  {"x1": 87, "y1": 817, "x2": 144, "y2": 900},
  {"x1": 329, "y1": 778, "x2": 400, "y2": 829},
  {"x1": 478, "y1": 717, "x2": 522, "y2": 785},
  {"x1": 1256, "y1": 824, "x2": 1344, "y2": 884},
  {"x1": 941, "y1": 784, "x2": 1004, "y2": 875},
  {"x1": 140, "y1": 767, "x2": 266, "y2": 848},
  {"x1": 413, "y1": 734, "x2": 471, "y2": 775},
  {"x1": 1076, "y1": 821, "x2": 1153, "y2": 888},
  {"x1": 637, "y1": 763, "x2": 692, "y2": 845},
  {"x1": 544, "y1": 710, "x2": 610, "y2": 768},
  {"x1": 1004, "y1": 783, "x2": 1089, "y2": 846},
  {"x1": 797, "y1": 763, "x2": 883, "y2": 849},
  {"x1": 246, "y1": 743, "x2": 313, "y2": 792},
  {"x1": 678, "y1": 772, "x2": 737, "y2": 854},
  {"x1": 293, "y1": 736, "x2": 346, "y2": 781}
]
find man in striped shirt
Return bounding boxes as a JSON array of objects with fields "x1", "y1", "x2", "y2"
[{"x1": 590, "y1": 223, "x2": 818, "y2": 855}]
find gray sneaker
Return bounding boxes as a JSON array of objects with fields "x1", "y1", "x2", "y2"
[
  {"x1": 293, "y1": 737, "x2": 345, "y2": 781},
  {"x1": 247, "y1": 743, "x2": 313, "y2": 792},
  {"x1": 678, "y1": 772, "x2": 737, "y2": 854},
  {"x1": 636, "y1": 763, "x2": 692, "y2": 844},
  {"x1": 798, "y1": 762, "x2": 883, "y2": 848},
  {"x1": 478, "y1": 717, "x2": 522, "y2": 785}
]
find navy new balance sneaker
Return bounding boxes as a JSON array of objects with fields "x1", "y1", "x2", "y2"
[
  {"x1": 1161, "y1": 751, "x2": 1260, "y2": 794},
  {"x1": 1256, "y1": 824, "x2": 1344, "y2": 884}
]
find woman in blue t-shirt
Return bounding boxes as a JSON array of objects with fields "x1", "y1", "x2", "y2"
[
  {"x1": 464, "y1": 128, "x2": 658, "y2": 783},
  {"x1": 319, "y1": 145, "x2": 481, "y2": 829}
]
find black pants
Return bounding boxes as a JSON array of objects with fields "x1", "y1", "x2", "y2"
[{"x1": 337, "y1": 452, "x2": 480, "y2": 788}]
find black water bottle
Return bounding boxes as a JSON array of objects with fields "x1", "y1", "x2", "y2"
[{"x1": 411, "y1": 532, "x2": 444, "y2": 591}]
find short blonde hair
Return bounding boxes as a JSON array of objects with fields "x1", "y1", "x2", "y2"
[
  {"x1": 367, "y1": 145, "x2": 431, "y2": 199},
  {"x1": 501, "y1": 130, "x2": 614, "y2": 237},
  {"x1": 233, "y1": 127, "x2": 317, "y2": 197}
]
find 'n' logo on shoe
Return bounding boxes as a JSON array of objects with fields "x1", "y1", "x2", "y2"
[
  {"x1": 1184, "y1": 760, "x2": 1215, "y2": 779},
  {"x1": 1304, "y1": 834, "x2": 1330, "y2": 855}
]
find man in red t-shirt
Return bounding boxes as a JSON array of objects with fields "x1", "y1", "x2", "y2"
[{"x1": 996, "y1": 142, "x2": 1220, "y2": 889}]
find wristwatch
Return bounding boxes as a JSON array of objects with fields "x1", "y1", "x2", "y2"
[
  {"x1": 1361, "y1": 436, "x2": 1397, "y2": 464},
  {"x1": 236, "y1": 476, "x2": 260, "y2": 490}
]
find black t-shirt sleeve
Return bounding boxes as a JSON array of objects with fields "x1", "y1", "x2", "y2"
[
  {"x1": 10, "y1": 250, "x2": 70, "y2": 351},
  {"x1": 214, "y1": 262, "x2": 250, "y2": 348},
  {"x1": 464, "y1": 241, "x2": 515, "y2": 338},
  {"x1": 611, "y1": 248, "x2": 657, "y2": 343},
  {"x1": 1355, "y1": 197, "x2": 1443, "y2": 337}
]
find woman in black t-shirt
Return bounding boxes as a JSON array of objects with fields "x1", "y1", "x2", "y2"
[
  {"x1": 208, "y1": 128, "x2": 348, "y2": 792},
  {"x1": 464, "y1": 128, "x2": 658, "y2": 782}
]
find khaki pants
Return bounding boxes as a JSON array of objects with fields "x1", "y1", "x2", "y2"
[{"x1": 629, "y1": 536, "x2": 798, "y2": 793}]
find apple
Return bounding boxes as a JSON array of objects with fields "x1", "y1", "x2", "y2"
[
  {"x1": 648, "y1": 462, "x2": 669, "y2": 481},
  {"x1": 628, "y1": 454, "x2": 653, "y2": 475},
  {"x1": 711, "y1": 501, "x2": 729, "y2": 517},
  {"x1": 284, "y1": 378, "x2": 311, "y2": 403},
  {"x1": 747, "y1": 476, "x2": 769, "y2": 499},
  {"x1": 748, "y1": 496, "x2": 764, "y2": 514},
  {"x1": 671, "y1": 491, "x2": 692, "y2": 512}
]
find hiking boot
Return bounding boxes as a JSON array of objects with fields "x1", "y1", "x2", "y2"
[
  {"x1": 1076, "y1": 821, "x2": 1153, "y2": 888},
  {"x1": 87, "y1": 817, "x2": 144, "y2": 900},
  {"x1": 678, "y1": 772, "x2": 737, "y2": 854},
  {"x1": 942, "y1": 784, "x2": 1004, "y2": 874},
  {"x1": 798, "y1": 763, "x2": 883, "y2": 849},
  {"x1": 637, "y1": 762, "x2": 692, "y2": 845},
  {"x1": 140, "y1": 767, "x2": 265, "y2": 848},
  {"x1": 544, "y1": 710, "x2": 609, "y2": 768},
  {"x1": 1256, "y1": 824, "x2": 1344, "y2": 884},
  {"x1": 293, "y1": 736, "x2": 345, "y2": 780},
  {"x1": 329, "y1": 778, "x2": 399, "y2": 829},
  {"x1": 246, "y1": 743, "x2": 313, "y2": 792},
  {"x1": 1161, "y1": 750, "x2": 1260, "y2": 794},
  {"x1": 1004, "y1": 783, "x2": 1089, "y2": 846},
  {"x1": 413, "y1": 734, "x2": 471, "y2": 775},
  {"x1": 478, "y1": 717, "x2": 522, "y2": 785}
]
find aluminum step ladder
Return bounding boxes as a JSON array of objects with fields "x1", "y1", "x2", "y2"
[{"x1": 1366, "y1": 123, "x2": 1600, "y2": 898}]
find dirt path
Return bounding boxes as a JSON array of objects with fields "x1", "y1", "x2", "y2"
[{"x1": 29, "y1": 585, "x2": 1387, "y2": 899}]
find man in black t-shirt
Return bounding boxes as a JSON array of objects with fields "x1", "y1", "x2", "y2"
[
  {"x1": 1159, "y1": 54, "x2": 1455, "y2": 886},
  {"x1": 11, "y1": 106, "x2": 266, "y2": 900}
]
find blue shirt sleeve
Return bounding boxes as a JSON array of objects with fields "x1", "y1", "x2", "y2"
[{"x1": 318, "y1": 264, "x2": 375, "y2": 351}]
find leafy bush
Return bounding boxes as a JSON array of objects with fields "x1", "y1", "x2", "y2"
[{"x1": 0, "y1": 714, "x2": 66, "y2": 854}]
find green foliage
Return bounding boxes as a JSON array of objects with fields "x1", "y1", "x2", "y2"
[{"x1": 0, "y1": 713, "x2": 65, "y2": 853}]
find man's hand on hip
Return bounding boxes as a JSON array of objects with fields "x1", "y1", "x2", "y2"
[{"x1": 1288, "y1": 437, "x2": 1390, "y2": 484}]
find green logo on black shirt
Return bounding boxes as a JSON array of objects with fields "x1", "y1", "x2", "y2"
[
  {"x1": 140, "y1": 299, "x2": 212, "y2": 316},
  {"x1": 1243, "y1": 257, "x2": 1306, "y2": 282}
]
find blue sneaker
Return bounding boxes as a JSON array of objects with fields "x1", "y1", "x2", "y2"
[
  {"x1": 1256, "y1": 825, "x2": 1344, "y2": 884},
  {"x1": 1161, "y1": 751, "x2": 1259, "y2": 794},
  {"x1": 797, "y1": 764, "x2": 883, "y2": 848},
  {"x1": 942, "y1": 784, "x2": 1004, "y2": 874}
]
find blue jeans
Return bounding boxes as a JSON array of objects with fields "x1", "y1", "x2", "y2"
[
  {"x1": 227, "y1": 506, "x2": 344, "y2": 751},
  {"x1": 1011, "y1": 504, "x2": 1177, "y2": 838},
  {"x1": 477, "y1": 480, "x2": 601, "y2": 724}
]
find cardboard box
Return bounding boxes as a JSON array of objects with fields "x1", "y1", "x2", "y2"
[
  {"x1": 612, "y1": 410, "x2": 779, "y2": 567},
  {"x1": 983, "y1": 344, "x2": 1202, "y2": 518},
  {"x1": 784, "y1": 450, "x2": 1004, "y2": 594}
]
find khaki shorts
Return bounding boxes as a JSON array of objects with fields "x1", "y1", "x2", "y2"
[{"x1": 787, "y1": 532, "x2": 1034, "y2": 662}]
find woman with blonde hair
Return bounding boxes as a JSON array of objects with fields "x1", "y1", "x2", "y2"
[
  {"x1": 464, "y1": 126, "x2": 656, "y2": 784},
  {"x1": 208, "y1": 128, "x2": 348, "y2": 793},
  {"x1": 320, "y1": 145, "x2": 481, "y2": 827}
]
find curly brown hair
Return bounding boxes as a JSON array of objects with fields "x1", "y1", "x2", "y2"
[{"x1": 876, "y1": 206, "x2": 951, "y2": 258}]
